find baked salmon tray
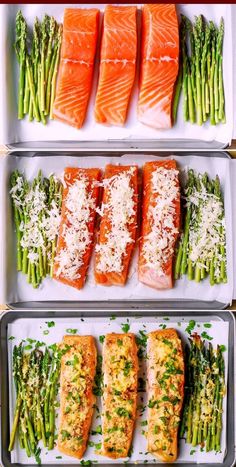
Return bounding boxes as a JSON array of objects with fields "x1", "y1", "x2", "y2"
[
  {"x1": 1, "y1": 311, "x2": 234, "y2": 466},
  {"x1": 0, "y1": 3, "x2": 233, "y2": 148}
]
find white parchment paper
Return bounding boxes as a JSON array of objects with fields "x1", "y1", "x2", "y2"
[
  {"x1": 0, "y1": 4, "x2": 233, "y2": 147},
  {"x1": 0, "y1": 154, "x2": 233, "y2": 305},
  {"x1": 8, "y1": 316, "x2": 229, "y2": 464}
]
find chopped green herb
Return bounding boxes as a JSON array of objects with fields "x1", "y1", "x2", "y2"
[
  {"x1": 99, "y1": 335, "x2": 105, "y2": 344},
  {"x1": 121, "y1": 323, "x2": 130, "y2": 333},
  {"x1": 24, "y1": 344, "x2": 33, "y2": 350},
  {"x1": 110, "y1": 315, "x2": 116, "y2": 320},
  {"x1": 201, "y1": 331, "x2": 213, "y2": 341},
  {"x1": 56, "y1": 456, "x2": 62, "y2": 459},
  {"x1": 141, "y1": 420, "x2": 148, "y2": 426},
  {"x1": 66, "y1": 328, "x2": 77, "y2": 334},
  {"x1": 159, "y1": 324, "x2": 167, "y2": 330},
  {"x1": 115, "y1": 407, "x2": 131, "y2": 418},
  {"x1": 95, "y1": 442, "x2": 102, "y2": 450},
  {"x1": 185, "y1": 320, "x2": 196, "y2": 335},
  {"x1": 163, "y1": 317, "x2": 170, "y2": 321},
  {"x1": 43, "y1": 330, "x2": 49, "y2": 335},
  {"x1": 117, "y1": 338, "x2": 123, "y2": 346},
  {"x1": 190, "y1": 449, "x2": 196, "y2": 455},
  {"x1": 8, "y1": 336, "x2": 15, "y2": 341},
  {"x1": 203, "y1": 323, "x2": 212, "y2": 328},
  {"x1": 123, "y1": 360, "x2": 133, "y2": 376},
  {"x1": 46, "y1": 321, "x2": 55, "y2": 328},
  {"x1": 219, "y1": 345, "x2": 226, "y2": 352},
  {"x1": 91, "y1": 425, "x2": 102, "y2": 435}
]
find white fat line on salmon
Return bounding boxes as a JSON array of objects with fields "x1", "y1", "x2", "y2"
[
  {"x1": 95, "y1": 168, "x2": 136, "y2": 273},
  {"x1": 143, "y1": 167, "x2": 179, "y2": 276},
  {"x1": 55, "y1": 176, "x2": 96, "y2": 280},
  {"x1": 61, "y1": 58, "x2": 91, "y2": 67},
  {"x1": 101, "y1": 58, "x2": 136, "y2": 65}
]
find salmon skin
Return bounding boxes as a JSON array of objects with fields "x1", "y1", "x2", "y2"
[
  {"x1": 139, "y1": 160, "x2": 180, "y2": 290},
  {"x1": 138, "y1": 4, "x2": 179, "y2": 129},
  {"x1": 54, "y1": 167, "x2": 100, "y2": 289},
  {"x1": 94, "y1": 5, "x2": 137, "y2": 126},
  {"x1": 95, "y1": 165, "x2": 138, "y2": 286},
  {"x1": 53, "y1": 8, "x2": 99, "y2": 129}
]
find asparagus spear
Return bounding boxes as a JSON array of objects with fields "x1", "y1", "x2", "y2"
[{"x1": 15, "y1": 12, "x2": 27, "y2": 120}]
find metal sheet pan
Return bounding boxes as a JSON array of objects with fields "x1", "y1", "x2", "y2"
[
  {"x1": 0, "y1": 150, "x2": 233, "y2": 310},
  {"x1": 0, "y1": 309, "x2": 235, "y2": 467},
  {"x1": 0, "y1": 4, "x2": 233, "y2": 150}
]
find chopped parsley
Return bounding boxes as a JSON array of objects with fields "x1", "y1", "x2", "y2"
[
  {"x1": 203, "y1": 323, "x2": 212, "y2": 328},
  {"x1": 185, "y1": 320, "x2": 196, "y2": 335},
  {"x1": 121, "y1": 322, "x2": 130, "y2": 333},
  {"x1": 46, "y1": 321, "x2": 55, "y2": 328},
  {"x1": 8, "y1": 336, "x2": 15, "y2": 341},
  {"x1": 115, "y1": 407, "x2": 131, "y2": 418},
  {"x1": 99, "y1": 335, "x2": 105, "y2": 344},
  {"x1": 43, "y1": 330, "x2": 49, "y2": 335},
  {"x1": 66, "y1": 328, "x2": 77, "y2": 334},
  {"x1": 201, "y1": 331, "x2": 213, "y2": 341}
]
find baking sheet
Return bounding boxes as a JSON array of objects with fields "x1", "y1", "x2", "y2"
[
  {"x1": 0, "y1": 3, "x2": 233, "y2": 148},
  {"x1": 7, "y1": 315, "x2": 229, "y2": 464},
  {"x1": 0, "y1": 154, "x2": 233, "y2": 304},
  {"x1": 0, "y1": 153, "x2": 233, "y2": 306}
]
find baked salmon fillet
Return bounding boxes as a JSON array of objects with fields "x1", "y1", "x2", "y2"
[
  {"x1": 138, "y1": 4, "x2": 179, "y2": 129},
  {"x1": 95, "y1": 165, "x2": 138, "y2": 286},
  {"x1": 139, "y1": 160, "x2": 180, "y2": 290},
  {"x1": 94, "y1": 5, "x2": 137, "y2": 125},
  {"x1": 101, "y1": 333, "x2": 138, "y2": 458},
  {"x1": 147, "y1": 329, "x2": 184, "y2": 462},
  {"x1": 54, "y1": 167, "x2": 100, "y2": 289},
  {"x1": 58, "y1": 335, "x2": 97, "y2": 458},
  {"x1": 53, "y1": 8, "x2": 99, "y2": 128}
]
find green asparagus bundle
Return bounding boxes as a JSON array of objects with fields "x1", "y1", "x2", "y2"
[
  {"x1": 10, "y1": 170, "x2": 62, "y2": 288},
  {"x1": 180, "y1": 334, "x2": 225, "y2": 452},
  {"x1": 8, "y1": 342, "x2": 63, "y2": 461},
  {"x1": 15, "y1": 11, "x2": 62, "y2": 124},
  {"x1": 174, "y1": 15, "x2": 225, "y2": 126},
  {"x1": 174, "y1": 169, "x2": 227, "y2": 285}
]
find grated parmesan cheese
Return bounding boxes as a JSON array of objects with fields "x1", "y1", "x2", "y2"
[
  {"x1": 95, "y1": 168, "x2": 136, "y2": 273},
  {"x1": 143, "y1": 167, "x2": 179, "y2": 276},
  {"x1": 55, "y1": 176, "x2": 96, "y2": 281},
  {"x1": 187, "y1": 178, "x2": 226, "y2": 280}
]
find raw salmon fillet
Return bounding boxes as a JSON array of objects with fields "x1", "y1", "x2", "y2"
[
  {"x1": 94, "y1": 5, "x2": 137, "y2": 126},
  {"x1": 95, "y1": 165, "x2": 138, "y2": 286},
  {"x1": 53, "y1": 8, "x2": 99, "y2": 129},
  {"x1": 54, "y1": 167, "x2": 101, "y2": 289},
  {"x1": 139, "y1": 160, "x2": 180, "y2": 290},
  {"x1": 138, "y1": 4, "x2": 179, "y2": 129}
]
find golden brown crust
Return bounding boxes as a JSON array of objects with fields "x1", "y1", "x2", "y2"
[
  {"x1": 57, "y1": 335, "x2": 97, "y2": 459},
  {"x1": 101, "y1": 333, "x2": 138, "y2": 458},
  {"x1": 147, "y1": 328, "x2": 184, "y2": 462}
]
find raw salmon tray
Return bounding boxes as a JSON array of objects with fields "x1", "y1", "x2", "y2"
[{"x1": 0, "y1": 3, "x2": 233, "y2": 148}]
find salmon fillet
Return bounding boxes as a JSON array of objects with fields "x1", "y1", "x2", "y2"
[
  {"x1": 54, "y1": 167, "x2": 100, "y2": 289},
  {"x1": 138, "y1": 4, "x2": 179, "y2": 129},
  {"x1": 53, "y1": 8, "x2": 99, "y2": 128},
  {"x1": 95, "y1": 165, "x2": 138, "y2": 286},
  {"x1": 94, "y1": 5, "x2": 137, "y2": 125},
  {"x1": 139, "y1": 160, "x2": 180, "y2": 290},
  {"x1": 58, "y1": 335, "x2": 97, "y2": 458},
  {"x1": 147, "y1": 329, "x2": 184, "y2": 462},
  {"x1": 101, "y1": 333, "x2": 138, "y2": 458}
]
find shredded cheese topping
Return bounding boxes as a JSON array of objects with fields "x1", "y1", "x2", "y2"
[
  {"x1": 96, "y1": 168, "x2": 136, "y2": 273},
  {"x1": 187, "y1": 178, "x2": 226, "y2": 280},
  {"x1": 143, "y1": 167, "x2": 179, "y2": 276},
  {"x1": 10, "y1": 174, "x2": 61, "y2": 264},
  {"x1": 55, "y1": 176, "x2": 96, "y2": 281}
]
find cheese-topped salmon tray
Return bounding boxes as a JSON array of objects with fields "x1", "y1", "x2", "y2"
[
  {"x1": 0, "y1": 152, "x2": 233, "y2": 308},
  {"x1": 0, "y1": 4, "x2": 233, "y2": 148}
]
